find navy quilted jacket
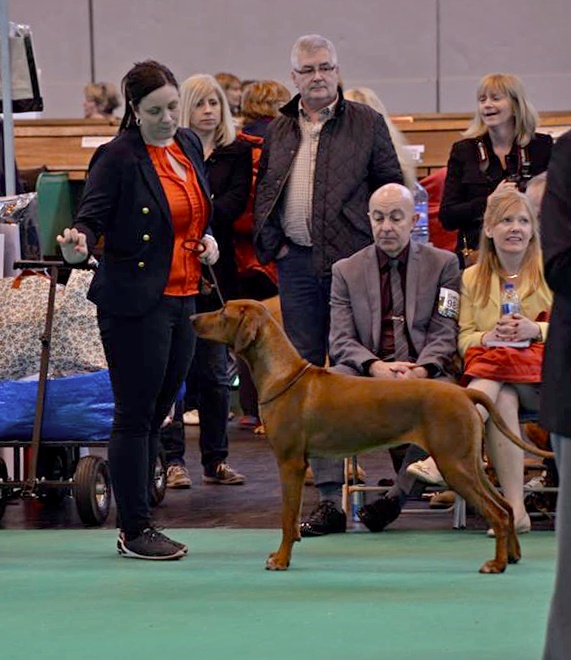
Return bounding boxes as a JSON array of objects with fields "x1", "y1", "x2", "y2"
[{"x1": 254, "y1": 89, "x2": 403, "y2": 275}]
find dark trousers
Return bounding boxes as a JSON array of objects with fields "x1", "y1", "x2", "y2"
[
  {"x1": 276, "y1": 243, "x2": 331, "y2": 367},
  {"x1": 164, "y1": 336, "x2": 230, "y2": 470},
  {"x1": 98, "y1": 295, "x2": 196, "y2": 537},
  {"x1": 235, "y1": 271, "x2": 278, "y2": 417}
]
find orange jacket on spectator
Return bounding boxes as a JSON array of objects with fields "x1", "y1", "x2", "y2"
[{"x1": 420, "y1": 167, "x2": 457, "y2": 253}]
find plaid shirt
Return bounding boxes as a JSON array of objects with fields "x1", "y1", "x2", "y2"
[{"x1": 280, "y1": 98, "x2": 337, "y2": 246}]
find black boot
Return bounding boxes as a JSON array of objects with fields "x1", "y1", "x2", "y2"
[{"x1": 357, "y1": 496, "x2": 402, "y2": 532}]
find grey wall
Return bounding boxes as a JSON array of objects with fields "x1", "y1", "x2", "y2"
[{"x1": 8, "y1": 0, "x2": 571, "y2": 118}]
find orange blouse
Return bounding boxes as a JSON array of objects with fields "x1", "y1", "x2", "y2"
[{"x1": 147, "y1": 141, "x2": 209, "y2": 296}]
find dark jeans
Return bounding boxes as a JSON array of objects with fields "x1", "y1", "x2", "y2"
[
  {"x1": 276, "y1": 243, "x2": 331, "y2": 366},
  {"x1": 98, "y1": 295, "x2": 196, "y2": 537},
  {"x1": 236, "y1": 271, "x2": 278, "y2": 417},
  {"x1": 163, "y1": 336, "x2": 230, "y2": 470}
]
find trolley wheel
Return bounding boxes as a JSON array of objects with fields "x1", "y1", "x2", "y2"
[
  {"x1": 0, "y1": 457, "x2": 9, "y2": 521},
  {"x1": 73, "y1": 455, "x2": 111, "y2": 526},
  {"x1": 37, "y1": 447, "x2": 70, "y2": 505},
  {"x1": 150, "y1": 452, "x2": 167, "y2": 507}
]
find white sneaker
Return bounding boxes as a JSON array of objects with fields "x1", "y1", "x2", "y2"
[
  {"x1": 406, "y1": 457, "x2": 446, "y2": 486},
  {"x1": 524, "y1": 473, "x2": 547, "y2": 491},
  {"x1": 183, "y1": 409, "x2": 200, "y2": 426},
  {"x1": 487, "y1": 514, "x2": 531, "y2": 537}
]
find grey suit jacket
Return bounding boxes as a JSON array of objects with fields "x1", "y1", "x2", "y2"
[{"x1": 329, "y1": 241, "x2": 461, "y2": 377}]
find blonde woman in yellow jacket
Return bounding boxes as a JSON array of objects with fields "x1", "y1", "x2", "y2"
[{"x1": 409, "y1": 188, "x2": 552, "y2": 533}]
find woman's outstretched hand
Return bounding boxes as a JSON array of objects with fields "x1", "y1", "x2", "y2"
[{"x1": 56, "y1": 227, "x2": 89, "y2": 264}]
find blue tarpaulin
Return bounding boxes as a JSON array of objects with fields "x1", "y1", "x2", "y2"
[{"x1": 0, "y1": 370, "x2": 113, "y2": 442}]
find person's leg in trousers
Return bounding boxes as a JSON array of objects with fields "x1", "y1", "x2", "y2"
[
  {"x1": 543, "y1": 434, "x2": 571, "y2": 660},
  {"x1": 184, "y1": 351, "x2": 200, "y2": 414},
  {"x1": 99, "y1": 296, "x2": 195, "y2": 538},
  {"x1": 276, "y1": 244, "x2": 330, "y2": 367},
  {"x1": 160, "y1": 398, "x2": 186, "y2": 467},
  {"x1": 194, "y1": 337, "x2": 231, "y2": 474},
  {"x1": 146, "y1": 297, "x2": 196, "y2": 508},
  {"x1": 237, "y1": 357, "x2": 259, "y2": 418},
  {"x1": 236, "y1": 272, "x2": 279, "y2": 420},
  {"x1": 308, "y1": 364, "x2": 361, "y2": 509},
  {"x1": 386, "y1": 444, "x2": 430, "y2": 505}
]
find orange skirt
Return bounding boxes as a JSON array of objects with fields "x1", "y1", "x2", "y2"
[{"x1": 462, "y1": 342, "x2": 544, "y2": 385}]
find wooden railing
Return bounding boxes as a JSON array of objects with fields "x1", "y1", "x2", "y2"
[
  {"x1": 14, "y1": 112, "x2": 571, "y2": 180},
  {"x1": 15, "y1": 118, "x2": 119, "y2": 181}
]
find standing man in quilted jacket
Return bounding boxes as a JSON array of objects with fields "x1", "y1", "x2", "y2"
[
  {"x1": 254, "y1": 34, "x2": 403, "y2": 528},
  {"x1": 255, "y1": 34, "x2": 403, "y2": 365}
]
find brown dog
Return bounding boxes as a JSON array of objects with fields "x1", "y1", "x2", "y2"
[{"x1": 190, "y1": 300, "x2": 553, "y2": 574}]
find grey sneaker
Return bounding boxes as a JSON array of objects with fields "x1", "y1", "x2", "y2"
[
  {"x1": 117, "y1": 528, "x2": 186, "y2": 560},
  {"x1": 202, "y1": 463, "x2": 246, "y2": 485},
  {"x1": 166, "y1": 464, "x2": 192, "y2": 489}
]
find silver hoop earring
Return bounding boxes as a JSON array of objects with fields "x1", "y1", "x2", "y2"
[{"x1": 135, "y1": 116, "x2": 141, "y2": 126}]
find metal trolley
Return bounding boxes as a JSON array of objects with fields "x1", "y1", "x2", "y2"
[{"x1": 0, "y1": 261, "x2": 166, "y2": 526}]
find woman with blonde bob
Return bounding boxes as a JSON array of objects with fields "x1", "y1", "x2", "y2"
[
  {"x1": 410, "y1": 188, "x2": 553, "y2": 533},
  {"x1": 440, "y1": 73, "x2": 552, "y2": 265},
  {"x1": 344, "y1": 87, "x2": 416, "y2": 191},
  {"x1": 161, "y1": 74, "x2": 252, "y2": 487}
]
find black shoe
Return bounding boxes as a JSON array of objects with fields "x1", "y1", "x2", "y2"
[
  {"x1": 300, "y1": 501, "x2": 347, "y2": 537},
  {"x1": 117, "y1": 528, "x2": 186, "y2": 560},
  {"x1": 152, "y1": 526, "x2": 189, "y2": 554},
  {"x1": 376, "y1": 478, "x2": 395, "y2": 488},
  {"x1": 357, "y1": 496, "x2": 402, "y2": 532}
]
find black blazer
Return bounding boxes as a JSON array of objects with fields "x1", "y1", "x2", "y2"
[
  {"x1": 540, "y1": 130, "x2": 571, "y2": 436},
  {"x1": 440, "y1": 132, "x2": 553, "y2": 252},
  {"x1": 73, "y1": 127, "x2": 211, "y2": 317}
]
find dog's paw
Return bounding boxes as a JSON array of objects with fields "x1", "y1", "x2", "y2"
[
  {"x1": 507, "y1": 536, "x2": 522, "y2": 564},
  {"x1": 265, "y1": 552, "x2": 290, "y2": 571},
  {"x1": 479, "y1": 559, "x2": 507, "y2": 574}
]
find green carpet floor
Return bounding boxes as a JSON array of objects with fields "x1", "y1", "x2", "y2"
[{"x1": 0, "y1": 529, "x2": 555, "y2": 660}]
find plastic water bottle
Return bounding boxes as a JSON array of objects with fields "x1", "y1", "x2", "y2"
[
  {"x1": 411, "y1": 181, "x2": 430, "y2": 244},
  {"x1": 501, "y1": 282, "x2": 522, "y2": 316},
  {"x1": 351, "y1": 489, "x2": 365, "y2": 522}
]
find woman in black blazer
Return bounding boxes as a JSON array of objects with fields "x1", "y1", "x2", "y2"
[
  {"x1": 440, "y1": 73, "x2": 552, "y2": 264},
  {"x1": 159, "y1": 74, "x2": 251, "y2": 489},
  {"x1": 57, "y1": 61, "x2": 218, "y2": 561}
]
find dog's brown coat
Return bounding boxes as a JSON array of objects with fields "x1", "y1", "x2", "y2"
[{"x1": 191, "y1": 300, "x2": 552, "y2": 574}]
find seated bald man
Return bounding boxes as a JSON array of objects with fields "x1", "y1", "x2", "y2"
[{"x1": 301, "y1": 183, "x2": 461, "y2": 536}]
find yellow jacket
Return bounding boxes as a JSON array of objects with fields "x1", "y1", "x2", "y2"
[{"x1": 458, "y1": 264, "x2": 553, "y2": 357}]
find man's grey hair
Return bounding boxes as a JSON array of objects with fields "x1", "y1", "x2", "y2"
[{"x1": 290, "y1": 34, "x2": 337, "y2": 70}]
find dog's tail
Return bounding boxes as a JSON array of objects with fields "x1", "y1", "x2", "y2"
[{"x1": 467, "y1": 389, "x2": 554, "y2": 459}]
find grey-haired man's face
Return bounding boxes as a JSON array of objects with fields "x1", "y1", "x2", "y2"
[{"x1": 291, "y1": 48, "x2": 339, "y2": 110}]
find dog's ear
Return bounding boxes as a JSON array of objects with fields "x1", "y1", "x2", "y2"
[{"x1": 234, "y1": 306, "x2": 259, "y2": 353}]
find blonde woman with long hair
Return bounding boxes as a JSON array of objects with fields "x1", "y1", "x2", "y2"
[
  {"x1": 439, "y1": 73, "x2": 552, "y2": 265},
  {"x1": 161, "y1": 74, "x2": 252, "y2": 487},
  {"x1": 409, "y1": 188, "x2": 552, "y2": 533}
]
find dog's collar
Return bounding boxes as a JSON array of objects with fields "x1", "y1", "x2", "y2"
[{"x1": 258, "y1": 363, "x2": 312, "y2": 406}]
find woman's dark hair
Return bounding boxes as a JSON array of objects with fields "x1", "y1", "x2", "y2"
[{"x1": 119, "y1": 60, "x2": 178, "y2": 132}]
